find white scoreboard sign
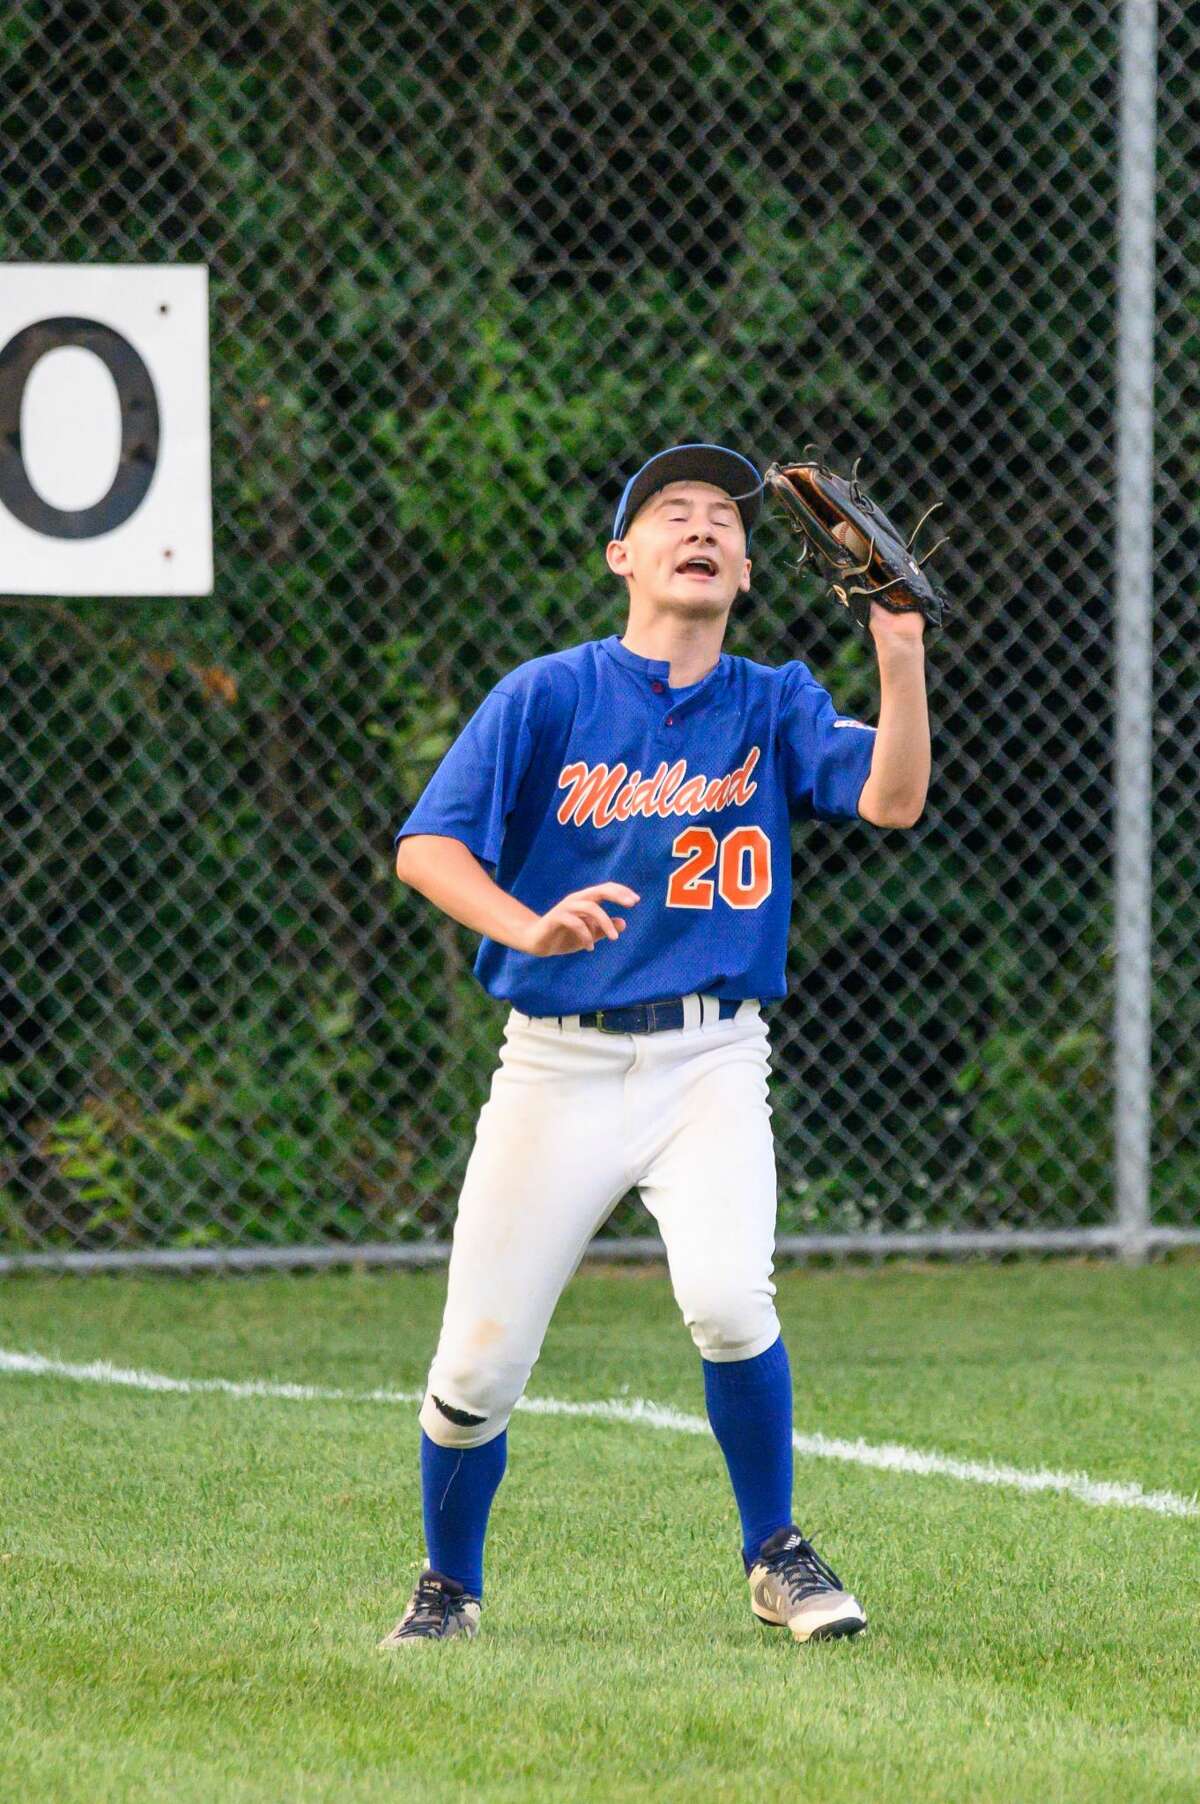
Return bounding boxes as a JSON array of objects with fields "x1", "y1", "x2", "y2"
[{"x1": 0, "y1": 264, "x2": 212, "y2": 595}]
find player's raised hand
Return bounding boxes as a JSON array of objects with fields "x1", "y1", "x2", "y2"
[{"x1": 520, "y1": 883, "x2": 640, "y2": 957}]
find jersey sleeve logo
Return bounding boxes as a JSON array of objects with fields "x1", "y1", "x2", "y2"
[{"x1": 556, "y1": 745, "x2": 761, "y2": 831}]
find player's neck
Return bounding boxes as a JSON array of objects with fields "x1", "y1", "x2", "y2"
[{"x1": 619, "y1": 615, "x2": 727, "y2": 688}]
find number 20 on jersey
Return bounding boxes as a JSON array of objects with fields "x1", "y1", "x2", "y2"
[{"x1": 666, "y1": 825, "x2": 771, "y2": 910}]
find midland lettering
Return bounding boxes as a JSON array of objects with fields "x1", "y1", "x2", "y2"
[{"x1": 557, "y1": 746, "x2": 761, "y2": 830}]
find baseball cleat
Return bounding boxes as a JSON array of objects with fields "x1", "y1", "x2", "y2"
[
  {"x1": 377, "y1": 1569, "x2": 481, "y2": 1647},
  {"x1": 747, "y1": 1526, "x2": 867, "y2": 1643}
]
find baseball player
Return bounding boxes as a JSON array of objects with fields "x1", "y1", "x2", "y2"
[{"x1": 380, "y1": 442, "x2": 930, "y2": 1647}]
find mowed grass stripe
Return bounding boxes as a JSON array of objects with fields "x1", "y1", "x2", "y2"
[{"x1": 2, "y1": 1343, "x2": 1195, "y2": 1519}]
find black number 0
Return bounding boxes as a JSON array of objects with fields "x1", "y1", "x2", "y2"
[{"x1": 0, "y1": 316, "x2": 160, "y2": 539}]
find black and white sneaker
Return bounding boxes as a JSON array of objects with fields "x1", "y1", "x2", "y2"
[
  {"x1": 377, "y1": 1569, "x2": 481, "y2": 1647},
  {"x1": 747, "y1": 1527, "x2": 867, "y2": 1643}
]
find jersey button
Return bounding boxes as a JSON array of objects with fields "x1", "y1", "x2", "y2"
[
  {"x1": 665, "y1": 716, "x2": 675, "y2": 726},
  {"x1": 651, "y1": 681, "x2": 664, "y2": 694}
]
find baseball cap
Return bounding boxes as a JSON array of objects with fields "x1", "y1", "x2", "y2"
[{"x1": 611, "y1": 443, "x2": 763, "y2": 545}]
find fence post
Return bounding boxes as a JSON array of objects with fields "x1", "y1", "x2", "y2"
[{"x1": 1114, "y1": 0, "x2": 1157, "y2": 1264}]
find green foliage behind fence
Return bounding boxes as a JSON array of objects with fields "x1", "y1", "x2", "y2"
[{"x1": 1, "y1": 0, "x2": 1196, "y2": 1252}]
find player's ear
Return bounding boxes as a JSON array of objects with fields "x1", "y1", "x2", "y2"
[
  {"x1": 739, "y1": 557, "x2": 752, "y2": 592},
  {"x1": 606, "y1": 538, "x2": 632, "y2": 578}
]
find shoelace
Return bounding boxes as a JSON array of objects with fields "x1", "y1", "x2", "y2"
[
  {"x1": 764, "y1": 1536, "x2": 845, "y2": 1607},
  {"x1": 400, "y1": 1577, "x2": 457, "y2": 1635}
]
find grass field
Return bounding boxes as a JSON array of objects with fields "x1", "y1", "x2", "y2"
[{"x1": 1, "y1": 1261, "x2": 1198, "y2": 1803}]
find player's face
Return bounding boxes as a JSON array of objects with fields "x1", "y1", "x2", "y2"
[{"x1": 606, "y1": 482, "x2": 752, "y2": 615}]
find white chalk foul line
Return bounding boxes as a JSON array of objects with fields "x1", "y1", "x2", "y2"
[{"x1": 3, "y1": 1347, "x2": 1196, "y2": 1520}]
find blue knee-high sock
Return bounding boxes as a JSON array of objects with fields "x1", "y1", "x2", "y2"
[
  {"x1": 702, "y1": 1335, "x2": 794, "y2": 1569},
  {"x1": 420, "y1": 1428, "x2": 507, "y2": 1600}
]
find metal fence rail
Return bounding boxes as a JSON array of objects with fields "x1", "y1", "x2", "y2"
[{"x1": 1, "y1": 0, "x2": 1196, "y2": 1270}]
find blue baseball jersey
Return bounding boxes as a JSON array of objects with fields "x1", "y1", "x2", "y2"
[{"x1": 393, "y1": 634, "x2": 877, "y2": 1016}]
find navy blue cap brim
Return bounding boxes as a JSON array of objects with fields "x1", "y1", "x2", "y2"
[{"x1": 612, "y1": 444, "x2": 762, "y2": 542}]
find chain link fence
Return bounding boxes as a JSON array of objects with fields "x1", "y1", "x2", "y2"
[{"x1": 1, "y1": 0, "x2": 1196, "y2": 1271}]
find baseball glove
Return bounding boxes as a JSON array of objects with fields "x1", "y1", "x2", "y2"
[{"x1": 764, "y1": 456, "x2": 949, "y2": 633}]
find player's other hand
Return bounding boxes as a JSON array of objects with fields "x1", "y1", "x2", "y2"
[{"x1": 519, "y1": 883, "x2": 640, "y2": 957}]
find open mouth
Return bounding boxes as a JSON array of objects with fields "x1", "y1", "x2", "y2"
[{"x1": 676, "y1": 556, "x2": 719, "y2": 580}]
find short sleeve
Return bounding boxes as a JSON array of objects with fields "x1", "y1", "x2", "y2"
[
  {"x1": 780, "y1": 670, "x2": 877, "y2": 822},
  {"x1": 393, "y1": 683, "x2": 535, "y2": 868}
]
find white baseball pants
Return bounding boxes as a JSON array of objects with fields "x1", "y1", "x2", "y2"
[{"x1": 420, "y1": 995, "x2": 780, "y2": 1450}]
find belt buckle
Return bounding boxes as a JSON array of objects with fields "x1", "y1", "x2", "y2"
[{"x1": 593, "y1": 1009, "x2": 623, "y2": 1034}]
